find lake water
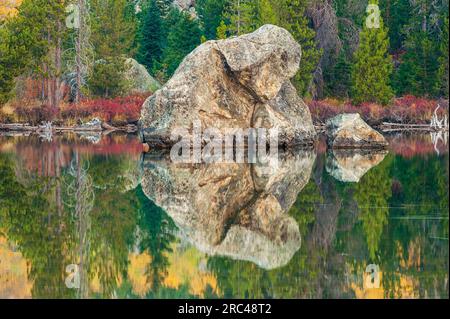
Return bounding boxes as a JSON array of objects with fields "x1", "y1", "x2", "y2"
[{"x1": 0, "y1": 132, "x2": 448, "y2": 299}]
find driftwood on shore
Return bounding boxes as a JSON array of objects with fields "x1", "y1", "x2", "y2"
[
  {"x1": 0, "y1": 122, "x2": 138, "y2": 134},
  {"x1": 380, "y1": 122, "x2": 449, "y2": 132}
]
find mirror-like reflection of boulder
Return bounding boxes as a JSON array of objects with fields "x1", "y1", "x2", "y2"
[
  {"x1": 326, "y1": 149, "x2": 388, "y2": 183},
  {"x1": 140, "y1": 150, "x2": 316, "y2": 270}
]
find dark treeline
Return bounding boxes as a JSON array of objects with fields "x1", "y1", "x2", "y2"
[
  {"x1": 0, "y1": 0, "x2": 449, "y2": 109},
  {"x1": 134, "y1": 0, "x2": 449, "y2": 103}
]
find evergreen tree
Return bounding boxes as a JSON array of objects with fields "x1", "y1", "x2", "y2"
[
  {"x1": 223, "y1": 0, "x2": 256, "y2": 36},
  {"x1": 394, "y1": 33, "x2": 440, "y2": 97},
  {"x1": 392, "y1": 0, "x2": 445, "y2": 97},
  {"x1": 0, "y1": 0, "x2": 66, "y2": 107},
  {"x1": 155, "y1": 0, "x2": 173, "y2": 17},
  {"x1": 351, "y1": 1, "x2": 394, "y2": 105},
  {"x1": 90, "y1": 0, "x2": 135, "y2": 58},
  {"x1": 89, "y1": 0, "x2": 136, "y2": 97},
  {"x1": 197, "y1": 0, "x2": 227, "y2": 40},
  {"x1": 0, "y1": 22, "x2": 24, "y2": 104},
  {"x1": 216, "y1": 20, "x2": 228, "y2": 39},
  {"x1": 325, "y1": 50, "x2": 352, "y2": 98},
  {"x1": 161, "y1": 9, "x2": 202, "y2": 77},
  {"x1": 137, "y1": 0, "x2": 164, "y2": 71},
  {"x1": 436, "y1": 17, "x2": 449, "y2": 98},
  {"x1": 256, "y1": 0, "x2": 277, "y2": 27},
  {"x1": 380, "y1": 0, "x2": 412, "y2": 52},
  {"x1": 89, "y1": 58, "x2": 130, "y2": 98},
  {"x1": 278, "y1": 0, "x2": 321, "y2": 96}
]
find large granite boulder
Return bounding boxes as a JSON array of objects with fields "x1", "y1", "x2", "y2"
[
  {"x1": 125, "y1": 58, "x2": 161, "y2": 94},
  {"x1": 326, "y1": 113, "x2": 388, "y2": 149},
  {"x1": 140, "y1": 25, "x2": 316, "y2": 147},
  {"x1": 140, "y1": 150, "x2": 316, "y2": 269},
  {"x1": 326, "y1": 149, "x2": 388, "y2": 183}
]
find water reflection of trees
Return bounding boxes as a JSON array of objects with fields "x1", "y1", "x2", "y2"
[
  {"x1": 0, "y1": 135, "x2": 448, "y2": 299},
  {"x1": 0, "y1": 134, "x2": 186, "y2": 299},
  {"x1": 208, "y1": 151, "x2": 449, "y2": 299},
  {"x1": 0, "y1": 142, "x2": 168, "y2": 298}
]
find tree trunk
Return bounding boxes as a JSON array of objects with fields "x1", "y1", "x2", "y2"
[{"x1": 54, "y1": 20, "x2": 62, "y2": 110}]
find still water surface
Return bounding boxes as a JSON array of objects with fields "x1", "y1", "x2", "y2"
[{"x1": 0, "y1": 132, "x2": 448, "y2": 299}]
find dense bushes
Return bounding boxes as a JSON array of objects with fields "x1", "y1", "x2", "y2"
[
  {"x1": 61, "y1": 94, "x2": 148, "y2": 124},
  {"x1": 10, "y1": 94, "x2": 148, "y2": 126},
  {"x1": 14, "y1": 104, "x2": 60, "y2": 125},
  {"x1": 4, "y1": 93, "x2": 448, "y2": 128},
  {"x1": 307, "y1": 96, "x2": 449, "y2": 125}
]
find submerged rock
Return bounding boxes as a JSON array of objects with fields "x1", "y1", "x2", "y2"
[
  {"x1": 326, "y1": 113, "x2": 388, "y2": 149},
  {"x1": 125, "y1": 58, "x2": 161, "y2": 94},
  {"x1": 140, "y1": 150, "x2": 316, "y2": 270},
  {"x1": 326, "y1": 149, "x2": 388, "y2": 183},
  {"x1": 140, "y1": 25, "x2": 316, "y2": 147}
]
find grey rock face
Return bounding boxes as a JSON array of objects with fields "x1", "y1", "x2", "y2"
[
  {"x1": 172, "y1": 0, "x2": 197, "y2": 18},
  {"x1": 326, "y1": 149, "x2": 388, "y2": 183},
  {"x1": 140, "y1": 150, "x2": 316, "y2": 270},
  {"x1": 140, "y1": 25, "x2": 316, "y2": 147},
  {"x1": 125, "y1": 58, "x2": 161, "y2": 94},
  {"x1": 326, "y1": 113, "x2": 388, "y2": 149}
]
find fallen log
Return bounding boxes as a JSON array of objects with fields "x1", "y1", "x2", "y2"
[
  {"x1": 0, "y1": 123, "x2": 38, "y2": 131},
  {"x1": 1, "y1": 122, "x2": 138, "y2": 133},
  {"x1": 380, "y1": 122, "x2": 448, "y2": 132},
  {"x1": 382, "y1": 122, "x2": 431, "y2": 127}
]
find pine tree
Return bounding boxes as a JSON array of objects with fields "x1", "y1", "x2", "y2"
[
  {"x1": 380, "y1": 0, "x2": 412, "y2": 52},
  {"x1": 137, "y1": 0, "x2": 164, "y2": 72},
  {"x1": 436, "y1": 17, "x2": 449, "y2": 98},
  {"x1": 256, "y1": 0, "x2": 277, "y2": 27},
  {"x1": 0, "y1": 0, "x2": 66, "y2": 107},
  {"x1": 392, "y1": 0, "x2": 444, "y2": 97},
  {"x1": 351, "y1": 1, "x2": 394, "y2": 105},
  {"x1": 223, "y1": 0, "x2": 256, "y2": 36},
  {"x1": 155, "y1": 0, "x2": 173, "y2": 17},
  {"x1": 89, "y1": 58, "x2": 129, "y2": 98},
  {"x1": 89, "y1": 0, "x2": 136, "y2": 97},
  {"x1": 0, "y1": 26, "x2": 19, "y2": 104},
  {"x1": 278, "y1": 0, "x2": 321, "y2": 96},
  {"x1": 197, "y1": 0, "x2": 227, "y2": 40},
  {"x1": 161, "y1": 9, "x2": 202, "y2": 77},
  {"x1": 91, "y1": 0, "x2": 135, "y2": 58},
  {"x1": 216, "y1": 20, "x2": 228, "y2": 39},
  {"x1": 325, "y1": 50, "x2": 352, "y2": 98}
]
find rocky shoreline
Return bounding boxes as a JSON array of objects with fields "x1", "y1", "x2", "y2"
[{"x1": 0, "y1": 122, "x2": 138, "y2": 134}]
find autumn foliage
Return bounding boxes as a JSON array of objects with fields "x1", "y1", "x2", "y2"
[
  {"x1": 61, "y1": 94, "x2": 149, "y2": 124},
  {"x1": 307, "y1": 96, "x2": 449, "y2": 125},
  {"x1": 11, "y1": 94, "x2": 149, "y2": 125},
  {"x1": 0, "y1": 0, "x2": 22, "y2": 20}
]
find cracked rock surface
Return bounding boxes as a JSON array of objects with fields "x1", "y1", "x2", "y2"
[
  {"x1": 141, "y1": 150, "x2": 316, "y2": 269},
  {"x1": 140, "y1": 25, "x2": 316, "y2": 147},
  {"x1": 326, "y1": 113, "x2": 389, "y2": 149}
]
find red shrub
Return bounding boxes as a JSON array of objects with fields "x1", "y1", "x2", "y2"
[
  {"x1": 307, "y1": 96, "x2": 449, "y2": 125},
  {"x1": 14, "y1": 104, "x2": 60, "y2": 125},
  {"x1": 389, "y1": 95, "x2": 448, "y2": 124},
  {"x1": 61, "y1": 94, "x2": 150, "y2": 124}
]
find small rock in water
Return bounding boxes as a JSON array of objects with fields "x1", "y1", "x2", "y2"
[{"x1": 326, "y1": 113, "x2": 388, "y2": 149}]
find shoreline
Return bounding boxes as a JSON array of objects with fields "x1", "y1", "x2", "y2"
[
  {"x1": 0, "y1": 122, "x2": 139, "y2": 134},
  {"x1": 2, "y1": 122, "x2": 448, "y2": 133}
]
